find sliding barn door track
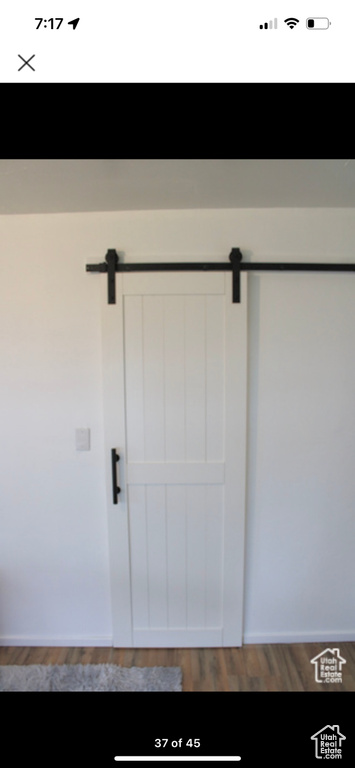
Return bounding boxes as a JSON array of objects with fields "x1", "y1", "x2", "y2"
[{"x1": 86, "y1": 248, "x2": 355, "y2": 304}]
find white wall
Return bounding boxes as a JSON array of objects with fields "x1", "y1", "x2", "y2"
[{"x1": 0, "y1": 208, "x2": 354, "y2": 645}]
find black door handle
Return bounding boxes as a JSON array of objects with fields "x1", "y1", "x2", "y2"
[{"x1": 111, "y1": 449, "x2": 121, "y2": 504}]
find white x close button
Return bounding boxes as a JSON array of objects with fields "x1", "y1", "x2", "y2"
[{"x1": 18, "y1": 54, "x2": 35, "y2": 71}]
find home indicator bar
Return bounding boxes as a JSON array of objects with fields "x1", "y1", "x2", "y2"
[{"x1": 114, "y1": 758, "x2": 242, "y2": 762}]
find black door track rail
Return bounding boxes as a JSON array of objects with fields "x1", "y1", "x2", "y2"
[{"x1": 86, "y1": 248, "x2": 355, "y2": 304}]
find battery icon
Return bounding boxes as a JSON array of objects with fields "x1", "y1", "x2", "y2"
[{"x1": 306, "y1": 17, "x2": 331, "y2": 29}]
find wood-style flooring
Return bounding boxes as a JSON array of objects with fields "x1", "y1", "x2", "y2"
[{"x1": 1, "y1": 642, "x2": 355, "y2": 692}]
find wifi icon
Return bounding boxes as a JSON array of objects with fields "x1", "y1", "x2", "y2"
[{"x1": 284, "y1": 17, "x2": 299, "y2": 28}]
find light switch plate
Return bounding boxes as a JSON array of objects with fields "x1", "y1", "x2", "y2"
[{"x1": 76, "y1": 428, "x2": 90, "y2": 451}]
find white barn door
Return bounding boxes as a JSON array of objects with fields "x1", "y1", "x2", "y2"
[{"x1": 101, "y1": 270, "x2": 248, "y2": 647}]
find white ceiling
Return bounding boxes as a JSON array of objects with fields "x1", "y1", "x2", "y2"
[{"x1": 0, "y1": 159, "x2": 355, "y2": 215}]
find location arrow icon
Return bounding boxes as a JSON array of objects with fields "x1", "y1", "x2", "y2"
[{"x1": 68, "y1": 18, "x2": 80, "y2": 30}]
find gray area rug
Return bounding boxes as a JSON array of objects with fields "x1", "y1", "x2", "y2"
[{"x1": 0, "y1": 663, "x2": 182, "y2": 692}]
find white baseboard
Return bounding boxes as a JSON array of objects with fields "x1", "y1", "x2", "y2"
[
  {"x1": 243, "y1": 630, "x2": 355, "y2": 644},
  {"x1": 0, "y1": 635, "x2": 112, "y2": 647},
  {"x1": 2, "y1": 631, "x2": 355, "y2": 647}
]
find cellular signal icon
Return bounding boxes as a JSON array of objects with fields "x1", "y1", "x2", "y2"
[
  {"x1": 284, "y1": 17, "x2": 299, "y2": 28},
  {"x1": 259, "y1": 18, "x2": 278, "y2": 29}
]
